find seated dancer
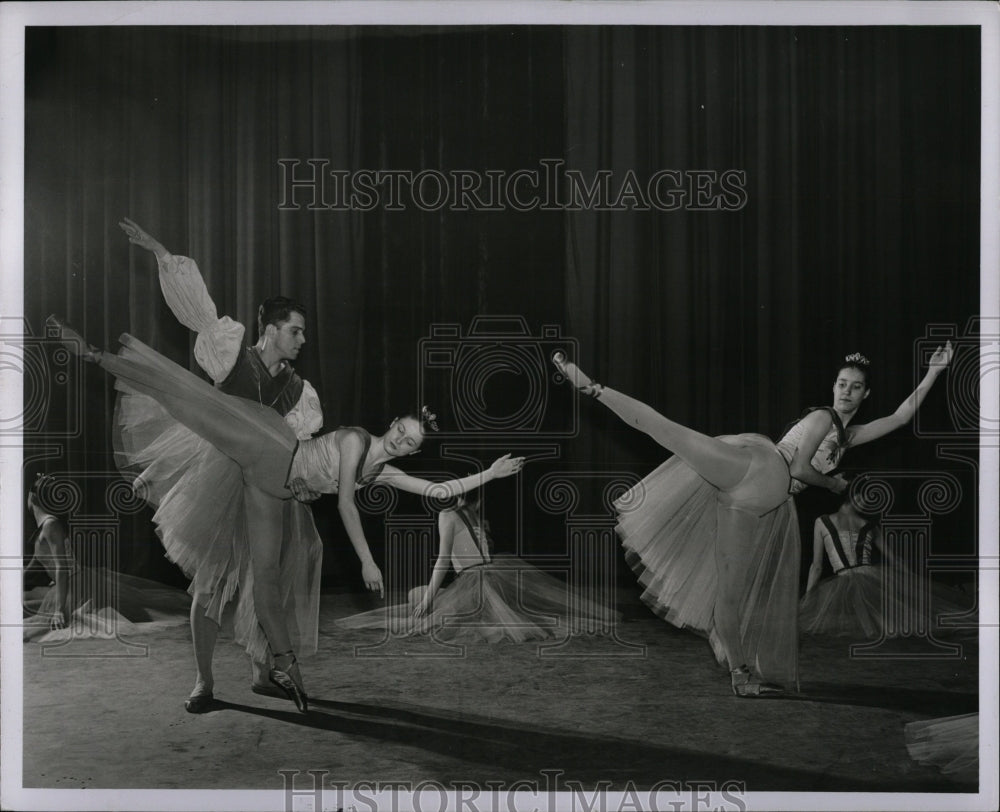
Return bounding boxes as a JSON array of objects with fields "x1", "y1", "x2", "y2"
[
  {"x1": 23, "y1": 474, "x2": 189, "y2": 642},
  {"x1": 552, "y1": 345, "x2": 952, "y2": 696},
  {"x1": 118, "y1": 218, "x2": 330, "y2": 713},
  {"x1": 800, "y1": 479, "x2": 974, "y2": 638},
  {"x1": 50, "y1": 318, "x2": 525, "y2": 712},
  {"x1": 337, "y1": 489, "x2": 619, "y2": 643}
]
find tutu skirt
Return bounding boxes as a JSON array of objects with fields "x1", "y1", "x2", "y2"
[
  {"x1": 105, "y1": 335, "x2": 322, "y2": 661},
  {"x1": 799, "y1": 565, "x2": 975, "y2": 638},
  {"x1": 905, "y1": 713, "x2": 979, "y2": 783},
  {"x1": 23, "y1": 568, "x2": 190, "y2": 642},
  {"x1": 336, "y1": 554, "x2": 619, "y2": 643},
  {"x1": 614, "y1": 434, "x2": 800, "y2": 686}
]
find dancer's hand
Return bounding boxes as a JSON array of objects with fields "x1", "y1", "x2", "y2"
[
  {"x1": 119, "y1": 217, "x2": 167, "y2": 257},
  {"x1": 489, "y1": 454, "x2": 526, "y2": 480},
  {"x1": 288, "y1": 477, "x2": 321, "y2": 503},
  {"x1": 928, "y1": 341, "x2": 953, "y2": 373},
  {"x1": 829, "y1": 473, "x2": 849, "y2": 495},
  {"x1": 361, "y1": 561, "x2": 384, "y2": 599},
  {"x1": 49, "y1": 610, "x2": 66, "y2": 631},
  {"x1": 411, "y1": 598, "x2": 431, "y2": 618}
]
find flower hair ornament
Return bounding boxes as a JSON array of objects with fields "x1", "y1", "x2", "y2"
[
  {"x1": 845, "y1": 352, "x2": 870, "y2": 366},
  {"x1": 420, "y1": 405, "x2": 440, "y2": 433},
  {"x1": 30, "y1": 472, "x2": 55, "y2": 496}
]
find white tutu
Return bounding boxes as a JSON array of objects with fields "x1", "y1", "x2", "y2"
[{"x1": 106, "y1": 335, "x2": 322, "y2": 662}]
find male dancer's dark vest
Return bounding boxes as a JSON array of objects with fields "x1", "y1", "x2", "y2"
[{"x1": 218, "y1": 346, "x2": 304, "y2": 417}]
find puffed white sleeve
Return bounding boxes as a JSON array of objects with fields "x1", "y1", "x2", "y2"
[
  {"x1": 157, "y1": 253, "x2": 245, "y2": 382},
  {"x1": 283, "y1": 379, "x2": 324, "y2": 440}
]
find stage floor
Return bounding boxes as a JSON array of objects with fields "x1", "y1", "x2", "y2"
[{"x1": 20, "y1": 592, "x2": 979, "y2": 794}]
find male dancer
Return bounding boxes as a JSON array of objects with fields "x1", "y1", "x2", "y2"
[{"x1": 119, "y1": 218, "x2": 383, "y2": 712}]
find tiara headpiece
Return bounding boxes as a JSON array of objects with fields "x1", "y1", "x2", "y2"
[
  {"x1": 420, "y1": 405, "x2": 440, "y2": 433},
  {"x1": 845, "y1": 352, "x2": 870, "y2": 366}
]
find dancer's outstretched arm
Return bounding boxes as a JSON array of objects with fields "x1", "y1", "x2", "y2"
[
  {"x1": 412, "y1": 513, "x2": 456, "y2": 618},
  {"x1": 804, "y1": 519, "x2": 828, "y2": 594},
  {"x1": 848, "y1": 342, "x2": 953, "y2": 447},
  {"x1": 378, "y1": 454, "x2": 525, "y2": 500},
  {"x1": 335, "y1": 431, "x2": 385, "y2": 598}
]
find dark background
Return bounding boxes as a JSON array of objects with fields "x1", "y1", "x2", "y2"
[{"x1": 22, "y1": 26, "x2": 981, "y2": 593}]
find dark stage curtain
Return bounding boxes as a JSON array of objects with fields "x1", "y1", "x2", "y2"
[{"x1": 23, "y1": 26, "x2": 980, "y2": 586}]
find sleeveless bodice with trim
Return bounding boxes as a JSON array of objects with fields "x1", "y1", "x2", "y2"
[
  {"x1": 289, "y1": 426, "x2": 387, "y2": 494},
  {"x1": 821, "y1": 516, "x2": 877, "y2": 573},
  {"x1": 775, "y1": 407, "x2": 848, "y2": 494},
  {"x1": 449, "y1": 507, "x2": 493, "y2": 573}
]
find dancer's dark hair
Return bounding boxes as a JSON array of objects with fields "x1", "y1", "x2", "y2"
[{"x1": 257, "y1": 297, "x2": 306, "y2": 336}]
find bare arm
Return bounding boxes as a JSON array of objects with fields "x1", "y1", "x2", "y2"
[
  {"x1": 805, "y1": 519, "x2": 829, "y2": 594},
  {"x1": 335, "y1": 431, "x2": 384, "y2": 598},
  {"x1": 788, "y1": 411, "x2": 848, "y2": 494},
  {"x1": 848, "y1": 342, "x2": 953, "y2": 447},
  {"x1": 377, "y1": 454, "x2": 525, "y2": 498},
  {"x1": 40, "y1": 520, "x2": 71, "y2": 629},
  {"x1": 413, "y1": 513, "x2": 457, "y2": 617}
]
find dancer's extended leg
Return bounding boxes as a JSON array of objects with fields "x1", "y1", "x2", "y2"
[{"x1": 553, "y1": 353, "x2": 751, "y2": 491}]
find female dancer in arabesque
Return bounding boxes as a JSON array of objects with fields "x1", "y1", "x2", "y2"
[
  {"x1": 552, "y1": 345, "x2": 952, "y2": 696},
  {"x1": 52, "y1": 320, "x2": 524, "y2": 712}
]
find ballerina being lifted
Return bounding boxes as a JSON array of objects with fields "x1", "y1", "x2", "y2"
[{"x1": 551, "y1": 343, "x2": 952, "y2": 696}]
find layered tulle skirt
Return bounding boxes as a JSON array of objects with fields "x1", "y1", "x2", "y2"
[
  {"x1": 799, "y1": 565, "x2": 975, "y2": 638},
  {"x1": 336, "y1": 554, "x2": 619, "y2": 643},
  {"x1": 104, "y1": 334, "x2": 322, "y2": 661},
  {"x1": 23, "y1": 568, "x2": 190, "y2": 643},
  {"x1": 614, "y1": 434, "x2": 800, "y2": 687},
  {"x1": 905, "y1": 713, "x2": 979, "y2": 783}
]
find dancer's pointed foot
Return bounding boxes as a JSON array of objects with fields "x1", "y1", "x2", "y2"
[
  {"x1": 269, "y1": 650, "x2": 308, "y2": 713},
  {"x1": 184, "y1": 680, "x2": 216, "y2": 714},
  {"x1": 551, "y1": 350, "x2": 603, "y2": 398},
  {"x1": 730, "y1": 665, "x2": 784, "y2": 698},
  {"x1": 250, "y1": 659, "x2": 289, "y2": 699},
  {"x1": 45, "y1": 315, "x2": 101, "y2": 362}
]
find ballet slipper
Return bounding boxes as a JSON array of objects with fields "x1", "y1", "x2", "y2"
[
  {"x1": 251, "y1": 683, "x2": 289, "y2": 700},
  {"x1": 184, "y1": 687, "x2": 215, "y2": 714},
  {"x1": 551, "y1": 350, "x2": 603, "y2": 398},
  {"x1": 250, "y1": 659, "x2": 290, "y2": 700},
  {"x1": 269, "y1": 650, "x2": 308, "y2": 713},
  {"x1": 730, "y1": 665, "x2": 784, "y2": 698}
]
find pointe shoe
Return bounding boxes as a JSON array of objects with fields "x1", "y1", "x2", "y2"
[
  {"x1": 730, "y1": 665, "x2": 784, "y2": 698},
  {"x1": 551, "y1": 350, "x2": 603, "y2": 398},
  {"x1": 269, "y1": 650, "x2": 308, "y2": 713},
  {"x1": 184, "y1": 690, "x2": 215, "y2": 714},
  {"x1": 251, "y1": 682, "x2": 289, "y2": 700},
  {"x1": 45, "y1": 315, "x2": 101, "y2": 362}
]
